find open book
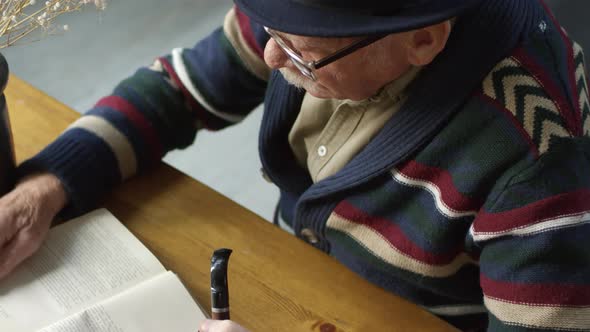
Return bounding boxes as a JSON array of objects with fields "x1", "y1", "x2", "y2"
[{"x1": 0, "y1": 209, "x2": 207, "y2": 332}]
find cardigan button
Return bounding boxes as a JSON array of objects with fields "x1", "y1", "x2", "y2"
[{"x1": 301, "y1": 228, "x2": 319, "y2": 244}]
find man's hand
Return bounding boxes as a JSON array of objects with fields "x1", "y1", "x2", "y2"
[
  {"x1": 199, "y1": 319, "x2": 250, "y2": 332},
  {"x1": 0, "y1": 173, "x2": 67, "y2": 279}
]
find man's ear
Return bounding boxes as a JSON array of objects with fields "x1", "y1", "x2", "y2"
[{"x1": 405, "y1": 20, "x2": 452, "y2": 66}]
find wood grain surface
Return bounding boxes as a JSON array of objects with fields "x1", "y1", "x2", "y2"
[{"x1": 6, "y1": 75, "x2": 457, "y2": 332}]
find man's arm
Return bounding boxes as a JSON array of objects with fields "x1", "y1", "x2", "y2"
[
  {"x1": 19, "y1": 6, "x2": 270, "y2": 217},
  {"x1": 474, "y1": 138, "x2": 590, "y2": 331},
  {"x1": 0, "y1": 6, "x2": 270, "y2": 279}
]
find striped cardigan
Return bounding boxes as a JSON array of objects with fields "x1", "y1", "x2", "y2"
[{"x1": 19, "y1": 0, "x2": 590, "y2": 330}]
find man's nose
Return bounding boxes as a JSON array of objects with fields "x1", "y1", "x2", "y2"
[{"x1": 264, "y1": 39, "x2": 290, "y2": 70}]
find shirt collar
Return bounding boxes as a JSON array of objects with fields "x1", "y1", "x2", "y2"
[{"x1": 341, "y1": 65, "x2": 422, "y2": 107}]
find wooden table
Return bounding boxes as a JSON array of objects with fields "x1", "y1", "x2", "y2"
[{"x1": 6, "y1": 75, "x2": 456, "y2": 332}]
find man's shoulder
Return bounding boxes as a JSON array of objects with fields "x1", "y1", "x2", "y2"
[{"x1": 474, "y1": 17, "x2": 589, "y2": 157}]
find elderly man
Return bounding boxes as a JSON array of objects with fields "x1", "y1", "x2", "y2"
[{"x1": 1, "y1": 0, "x2": 589, "y2": 331}]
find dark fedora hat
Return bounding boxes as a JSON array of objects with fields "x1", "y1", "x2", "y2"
[{"x1": 234, "y1": 0, "x2": 485, "y2": 37}]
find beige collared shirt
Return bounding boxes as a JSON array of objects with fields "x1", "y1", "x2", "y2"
[
  {"x1": 221, "y1": 7, "x2": 420, "y2": 184},
  {"x1": 288, "y1": 67, "x2": 420, "y2": 182}
]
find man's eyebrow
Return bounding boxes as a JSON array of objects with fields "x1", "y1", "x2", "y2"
[
  {"x1": 303, "y1": 38, "x2": 332, "y2": 49},
  {"x1": 302, "y1": 35, "x2": 365, "y2": 52},
  {"x1": 279, "y1": 31, "x2": 336, "y2": 51}
]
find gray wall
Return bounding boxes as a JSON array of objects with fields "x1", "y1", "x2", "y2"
[
  {"x1": 3, "y1": 1, "x2": 280, "y2": 221},
  {"x1": 546, "y1": 0, "x2": 590, "y2": 64}
]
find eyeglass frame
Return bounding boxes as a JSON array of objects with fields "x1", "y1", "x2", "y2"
[{"x1": 264, "y1": 26, "x2": 388, "y2": 81}]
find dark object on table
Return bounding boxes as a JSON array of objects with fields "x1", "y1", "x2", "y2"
[
  {"x1": 0, "y1": 53, "x2": 15, "y2": 196},
  {"x1": 211, "y1": 248, "x2": 232, "y2": 320}
]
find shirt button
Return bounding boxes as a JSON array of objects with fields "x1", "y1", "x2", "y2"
[
  {"x1": 317, "y1": 145, "x2": 327, "y2": 157},
  {"x1": 301, "y1": 228, "x2": 319, "y2": 244}
]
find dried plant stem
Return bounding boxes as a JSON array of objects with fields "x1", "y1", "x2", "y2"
[{"x1": 0, "y1": 0, "x2": 105, "y2": 48}]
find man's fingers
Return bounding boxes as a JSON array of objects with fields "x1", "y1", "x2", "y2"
[
  {"x1": 0, "y1": 176, "x2": 59, "y2": 280},
  {"x1": 0, "y1": 231, "x2": 38, "y2": 279},
  {"x1": 199, "y1": 319, "x2": 249, "y2": 332},
  {"x1": 0, "y1": 210, "x2": 20, "y2": 249},
  {"x1": 0, "y1": 237, "x2": 21, "y2": 279}
]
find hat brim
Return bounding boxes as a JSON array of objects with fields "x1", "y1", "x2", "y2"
[{"x1": 234, "y1": 0, "x2": 484, "y2": 37}]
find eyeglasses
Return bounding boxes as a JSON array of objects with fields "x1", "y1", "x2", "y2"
[{"x1": 264, "y1": 26, "x2": 388, "y2": 81}]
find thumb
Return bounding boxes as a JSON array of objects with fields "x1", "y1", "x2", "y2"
[
  {"x1": 0, "y1": 230, "x2": 38, "y2": 279},
  {"x1": 0, "y1": 197, "x2": 49, "y2": 280},
  {"x1": 0, "y1": 208, "x2": 25, "y2": 279},
  {"x1": 199, "y1": 319, "x2": 212, "y2": 332},
  {"x1": 0, "y1": 206, "x2": 20, "y2": 248},
  {"x1": 0, "y1": 234, "x2": 34, "y2": 279},
  {"x1": 0, "y1": 184, "x2": 36, "y2": 250},
  {"x1": 199, "y1": 319, "x2": 217, "y2": 332},
  {"x1": 199, "y1": 319, "x2": 249, "y2": 332}
]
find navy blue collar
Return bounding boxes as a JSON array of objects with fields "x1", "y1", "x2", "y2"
[{"x1": 259, "y1": 0, "x2": 545, "y2": 201}]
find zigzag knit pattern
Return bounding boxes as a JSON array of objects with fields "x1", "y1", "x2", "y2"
[
  {"x1": 573, "y1": 42, "x2": 590, "y2": 135},
  {"x1": 482, "y1": 57, "x2": 572, "y2": 155}
]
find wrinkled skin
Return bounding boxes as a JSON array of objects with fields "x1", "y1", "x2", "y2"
[
  {"x1": 199, "y1": 319, "x2": 250, "y2": 332},
  {"x1": 0, "y1": 173, "x2": 66, "y2": 280}
]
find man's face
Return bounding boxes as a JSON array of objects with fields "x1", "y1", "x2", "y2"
[{"x1": 263, "y1": 31, "x2": 411, "y2": 101}]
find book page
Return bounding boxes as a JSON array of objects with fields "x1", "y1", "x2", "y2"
[
  {"x1": 37, "y1": 271, "x2": 205, "y2": 332},
  {"x1": 0, "y1": 209, "x2": 166, "y2": 332}
]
